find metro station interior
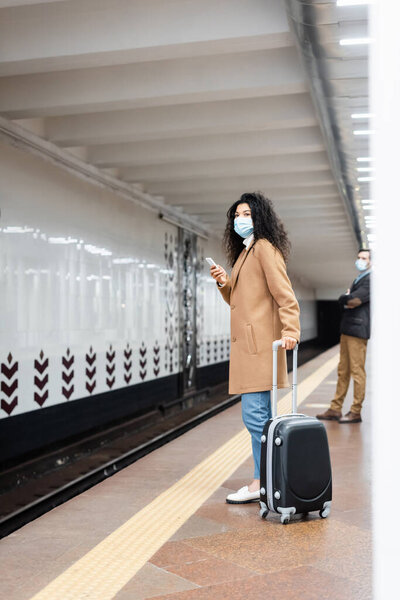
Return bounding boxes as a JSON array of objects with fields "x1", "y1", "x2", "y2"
[{"x1": 0, "y1": 1, "x2": 386, "y2": 599}]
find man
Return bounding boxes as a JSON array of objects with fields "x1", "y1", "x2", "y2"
[{"x1": 317, "y1": 249, "x2": 371, "y2": 424}]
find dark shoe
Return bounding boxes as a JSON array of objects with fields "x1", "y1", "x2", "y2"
[
  {"x1": 316, "y1": 408, "x2": 342, "y2": 421},
  {"x1": 339, "y1": 411, "x2": 362, "y2": 423}
]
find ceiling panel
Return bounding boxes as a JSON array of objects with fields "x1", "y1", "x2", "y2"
[{"x1": 0, "y1": 0, "x2": 364, "y2": 290}]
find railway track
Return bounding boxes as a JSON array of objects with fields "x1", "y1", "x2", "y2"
[{"x1": 0, "y1": 386, "x2": 239, "y2": 539}]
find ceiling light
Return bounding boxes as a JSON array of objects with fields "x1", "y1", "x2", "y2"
[
  {"x1": 366, "y1": 224, "x2": 375, "y2": 228},
  {"x1": 357, "y1": 157, "x2": 373, "y2": 162},
  {"x1": 337, "y1": 0, "x2": 372, "y2": 6},
  {"x1": 358, "y1": 176, "x2": 375, "y2": 182},
  {"x1": 357, "y1": 167, "x2": 375, "y2": 172},
  {"x1": 353, "y1": 129, "x2": 375, "y2": 135},
  {"x1": 112, "y1": 258, "x2": 135, "y2": 264},
  {"x1": 361, "y1": 199, "x2": 373, "y2": 203},
  {"x1": 3, "y1": 226, "x2": 34, "y2": 234},
  {"x1": 340, "y1": 37, "x2": 373, "y2": 46},
  {"x1": 48, "y1": 237, "x2": 78, "y2": 244},
  {"x1": 367, "y1": 233, "x2": 376, "y2": 241},
  {"x1": 351, "y1": 113, "x2": 374, "y2": 119},
  {"x1": 362, "y1": 205, "x2": 373, "y2": 210}
]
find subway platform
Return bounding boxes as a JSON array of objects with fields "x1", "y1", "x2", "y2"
[{"x1": 0, "y1": 345, "x2": 372, "y2": 600}]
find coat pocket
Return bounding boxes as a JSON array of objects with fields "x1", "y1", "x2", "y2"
[
  {"x1": 245, "y1": 324, "x2": 258, "y2": 355},
  {"x1": 348, "y1": 317, "x2": 363, "y2": 324}
]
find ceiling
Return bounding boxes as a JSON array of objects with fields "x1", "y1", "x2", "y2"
[{"x1": 0, "y1": 0, "x2": 371, "y2": 292}]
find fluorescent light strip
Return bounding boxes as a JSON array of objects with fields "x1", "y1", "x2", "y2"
[
  {"x1": 337, "y1": 0, "x2": 372, "y2": 6},
  {"x1": 354, "y1": 129, "x2": 375, "y2": 135},
  {"x1": 351, "y1": 113, "x2": 374, "y2": 119},
  {"x1": 357, "y1": 157, "x2": 373, "y2": 162},
  {"x1": 361, "y1": 199, "x2": 373, "y2": 203},
  {"x1": 340, "y1": 37, "x2": 373, "y2": 46},
  {"x1": 357, "y1": 167, "x2": 375, "y2": 172},
  {"x1": 358, "y1": 176, "x2": 375, "y2": 182}
]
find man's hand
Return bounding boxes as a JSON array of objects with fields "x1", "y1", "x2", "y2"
[
  {"x1": 346, "y1": 297, "x2": 362, "y2": 309},
  {"x1": 282, "y1": 336, "x2": 297, "y2": 350}
]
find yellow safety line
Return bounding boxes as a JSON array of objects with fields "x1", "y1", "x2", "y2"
[{"x1": 30, "y1": 352, "x2": 338, "y2": 600}]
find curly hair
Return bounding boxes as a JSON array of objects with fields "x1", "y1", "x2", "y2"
[{"x1": 222, "y1": 191, "x2": 291, "y2": 267}]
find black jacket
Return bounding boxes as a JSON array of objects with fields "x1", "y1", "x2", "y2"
[{"x1": 338, "y1": 272, "x2": 371, "y2": 339}]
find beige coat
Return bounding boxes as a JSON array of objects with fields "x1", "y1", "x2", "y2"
[{"x1": 217, "y1": 238, "x2": 300, "y2": 394}]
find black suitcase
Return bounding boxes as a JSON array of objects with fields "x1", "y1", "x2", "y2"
[{"x1": 259, "y1": 340, "x2": 332, "y2": 524}]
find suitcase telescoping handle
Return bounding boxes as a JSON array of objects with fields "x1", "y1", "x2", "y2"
[{"x1": 271, "y1": 339, "x2": 298, "y2": 419}]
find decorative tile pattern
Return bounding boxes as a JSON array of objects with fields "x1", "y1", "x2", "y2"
[
  {"x1": 153, "y1": 341, "x2": 160, "y2": 377},
  {"x1": 106, "y1": 345, "x2": 116, "y2": 389},
  {"x1": 85, "y1": 346, "x2": 96, "y2": 395},
  {"x1": 139, "y1": 342, "x2": 147, "y2": 381},
  {"x1": 34, "y1": 350, "x2": 49, "y2": 407},
  {"x1": 1, "y1": 353, "x2": 18, "y2": 415},
  {"x1": 124, "y1": 343, "x2": 132, "y2": 385},
  {"x1": 164, "y1": 232, "x2": 178, "y2": 374},
  {"x1": 61, "y1": 348, "x2": 74, "y2": 400}
]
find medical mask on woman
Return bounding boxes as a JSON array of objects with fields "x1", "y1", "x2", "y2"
[
  {"x1": 355, "y1": 258, "x2": 368, "y2": 272},
  {"x1": 234, "y1": 216, "x2": 254, "y2": 238}
]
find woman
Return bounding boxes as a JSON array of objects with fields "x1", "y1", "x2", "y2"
[{"x1": 210, "y1": 192, "x2": 300, "y2": 504}]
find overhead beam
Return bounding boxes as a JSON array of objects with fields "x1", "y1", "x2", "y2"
[
  {"x1": 0, "y1": 1, "x2": 64, "y2": 7},
  {"x1": 183, "y1": 204, "x2": 345, "y2": 216},
  {"x1": 144, "y1": 171, "x2": 334, "y2": 196},
  {"x1": 0, "y1": 47, "x2": 306, "y2": 119},
  {"x1": 44, "y1": 93, "x2": 316, "y2": 147},
  {"x1": 120, "y1": 151, "x2": 328, "y2": 183},
  {"x1": 167, "y1": 187, "x2": 340, "y2": 206},
  {"x1": 0, "y1": 0, "x2": 291, "y2": 76},
  {"x1": 89, "y1": 127, "x2": 324, "y2": 168}
]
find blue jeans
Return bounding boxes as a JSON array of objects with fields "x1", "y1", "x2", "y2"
[{"x1": 241, "y1": 391, "x2": 271, "y2": 479}]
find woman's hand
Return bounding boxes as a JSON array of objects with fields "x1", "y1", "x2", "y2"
[
  {"x1": 210, "y1": 264, "x2": 227, "y2": 285},
  {"x1": 281, "y1": 336, "x2": 297, "y2": 350}
]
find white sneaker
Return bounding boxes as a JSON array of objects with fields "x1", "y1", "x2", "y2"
[{"x1": 226, "y1": 486, "x2": 260, "y2": 504}]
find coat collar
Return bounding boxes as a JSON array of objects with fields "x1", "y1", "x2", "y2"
[
  {"x1": 230, "y1": 238, "x2": 256, "y2": 293},
  {"x1": 243, "y1": 232, "x2": 254, "y2": 250},
  {"x1": 353, "y1": 269, "x2": 371, "y2": 287}
]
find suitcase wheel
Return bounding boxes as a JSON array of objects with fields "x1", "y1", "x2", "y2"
[
  {"x1": 281, "y1": 515, "x2": 290, "y2": 525},
  {"x1": 319, "y1": 501, "x2": 331, "y2": 519},
  {"x1": 259, "y1": 501, "x2": 269, "y2": 520}
]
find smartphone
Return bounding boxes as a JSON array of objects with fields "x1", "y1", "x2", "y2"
[{"x1": 205, "y1": 257, "x2": 217, "y2": 267}]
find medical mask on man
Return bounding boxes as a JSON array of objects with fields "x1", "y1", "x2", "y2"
[
  {"x1": 234, "y1": 216, "x2": 254, "y2": 238},
  {"x1": 355, "y1": 258, "x2": 368, "y2": 272}
]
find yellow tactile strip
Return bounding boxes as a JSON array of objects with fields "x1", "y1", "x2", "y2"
[{"x1": 30, "y1": 352, "x2": 338, "y2": 600}]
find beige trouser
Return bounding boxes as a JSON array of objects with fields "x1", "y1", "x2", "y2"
[{"x1": 330, "y1": 334, "x2": 368, "y2": 416}]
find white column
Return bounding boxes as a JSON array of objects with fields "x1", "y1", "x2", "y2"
[{"x1": 371, "y1": 2, "x2": 400, "y2": 598}]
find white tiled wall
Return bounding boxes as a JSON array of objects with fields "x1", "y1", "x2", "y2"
[
  {"x1": 196, "y1": 239, "x2": 231, "y2": 367},
  {"x1": 0, "y1": 143, "x2": 229, "y2": 419},
  {"x1": 0, "y1": 142, "x2": 317, "y2": 420}
]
